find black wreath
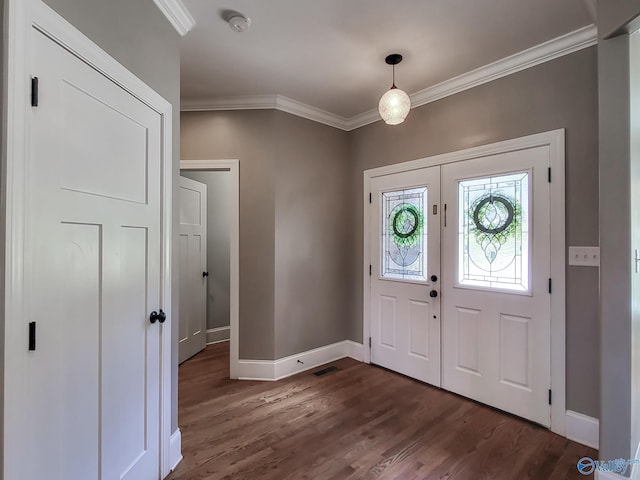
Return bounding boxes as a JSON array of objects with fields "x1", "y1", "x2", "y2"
[
  {"x1": 392, "y1": 206, "x2": 420, "y2": 239},
  {"x1": 472, "y1": 195, "x2": 514, "y2": 234}
]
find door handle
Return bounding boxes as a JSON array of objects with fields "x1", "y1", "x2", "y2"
[
  {"x1": 150, "y1": 309, "x2": 166, "y2": 324},
  {"x1": 430, "y1": 274, "x2": 438, "y2": 282},
  {"x1": 429, "y1": 290, "x2": 438, "y2": 298}
]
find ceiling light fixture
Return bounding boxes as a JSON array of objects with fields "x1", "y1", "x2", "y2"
[
  {"x1": 378, "y1": 53, "x2": 411, "y2": 125},
  {"x1": 229, "y1": 14, "x2": 251, "y2": 33}
]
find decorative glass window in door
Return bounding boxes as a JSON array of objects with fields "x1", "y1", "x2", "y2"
[
  {"x1": 458, "y1": 172, "x2": 529, "y2": 291},
  {"x1": 382, "y1": 187, "x2": 427, "y2": 282}
]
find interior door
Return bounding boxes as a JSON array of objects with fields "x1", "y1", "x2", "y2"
[
  {"x1": 178, "y1": 176, "x2": 208, "y2": 363},
  {"x1": 441, "y1": 147, "x2": 551, "y2": 426},
  {"x1": 25, "y1": 29, "x2": 163, "y2": 479},
  {"x1": 370, "y1": 167, "x2": 441, "y2": 386}
]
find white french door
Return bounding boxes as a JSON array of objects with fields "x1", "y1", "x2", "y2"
[
  {"x1": 369, "y1": 145, "x2": 552, "y2": 426},
  {"x1": 179, "y1": 176, "x2": 208, "y2": 363},
  {"x1": 25, "y1": 27, "x2": 163, "y2": 479},
  {"x1": 441, "y1": 147, "x2": 551, "y2": 427},
  {"x1": 370, "y1": 167, "x2": 441, "y2": 386}
]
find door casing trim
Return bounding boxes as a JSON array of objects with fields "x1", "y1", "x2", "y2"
[
  {"x1": 3, "y1": 0, "x2": 174, "y2": 477},
  {"x1": 180, "y1": 159, "x2": 240, "y2": 379},
  {"x1": 362, "y1": 129, "x2": 566, "y2": 435}
]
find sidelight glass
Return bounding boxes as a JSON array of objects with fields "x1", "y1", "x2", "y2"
[
  {"x1": 382, "y1": 187, "x2": 427, "y2": 282},
  {"x1": 458, "y1": 172, "x2": 529, "y2": 291}
]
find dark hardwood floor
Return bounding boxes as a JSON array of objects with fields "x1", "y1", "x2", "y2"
[{"x1": 168, "y1": 342, "x2": 596, "y2": 480}]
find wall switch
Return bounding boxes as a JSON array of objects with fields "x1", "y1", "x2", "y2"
[{"x1": 568, "y1": 246, "x2": 600, "y2": 267}]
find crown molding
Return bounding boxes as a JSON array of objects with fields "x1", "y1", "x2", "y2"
[
  {"x1": 181, "y1": 95, "x2": 352, "y2": 131},
  {"x1": 152, "y1": 0, "x2": 195, "y2": 36},
  {"x1": 350, "y1": 24, "x2": 598, "y2": 129},
  {"x1": 181, "y1": 24, "x2": 597, "y2": 131}
]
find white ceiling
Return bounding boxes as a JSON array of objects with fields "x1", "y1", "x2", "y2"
[{"x1": 180, "y1": 0, "x2": 594, "y2": 119}]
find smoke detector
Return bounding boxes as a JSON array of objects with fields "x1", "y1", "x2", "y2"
[{"x1": 229, "y1": 15, "x2": 251, "y2": 33}]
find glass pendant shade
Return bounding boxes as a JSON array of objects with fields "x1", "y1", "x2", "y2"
[{"x1": 378, "y1": 86, "x2": 411, "y2": 125}]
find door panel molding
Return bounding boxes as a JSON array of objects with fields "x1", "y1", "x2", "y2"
[
  {"x1": 4, "y1": 0, "x2": 174, "y2": 477},
  {"x1": 363, "y1": 130, "x2": 565, "y2": 435}
]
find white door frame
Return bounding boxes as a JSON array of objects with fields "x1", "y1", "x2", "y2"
[
  {"x1": 3, "y1": 0, "x2": 174, "y2": 477},
  {"x1": 180, "y1": 159, "x2": 241, "y2": 380},
  {"x1": 363, "y1": 130, "x2": 566, "y2": 435}
]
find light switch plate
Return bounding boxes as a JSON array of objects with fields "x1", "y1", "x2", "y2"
[{"x1": 568, "y1": 246, "x2": 600, "y2": 267}]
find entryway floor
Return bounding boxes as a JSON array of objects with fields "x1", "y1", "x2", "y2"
[{"x1": 167, "y1": 342, "x2": 596, "y2": 480}]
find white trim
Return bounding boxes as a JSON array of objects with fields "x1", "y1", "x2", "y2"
[
  {"x1": 181, "y1": 94, "x2": 277, "y2": 112},
  {"x1": 181, "y1": 26, "x2": 597, "y2": 131},
  {"x1": 565, "y1": 410, "x2": 599, "y2": 449},
  {"x1": 180, "y1": 159, "x2": 240, "y2": 379},
  {"x1": 206, "y1": 326, "x2": 230, "y2": 344},
  {"x1": 169, "y1": 429, "x2": 183, "y2": 472},
  {"x1": 181, "y1": 94, "x2": 352, "y2": 131},
  {"x1": 4, "y1": 1, "x2": 174, "y2": 477},
  {"x1": 596, "y1": 472, "x2": 629, "y2": 480},
  {"x1": 351, "y1": 25, "x2": 597, "y2": 129},
  {"x1": 346, "y1": 341, "x2": 365, "y2": 362},
  {"x1": 237, "y1": 340, "x2": 365, "y2": 381},
  {"x1": 152, "y1": 0, "x2": 195, "y2": 36},
  {"x1": 362, "y1": 130, "x2": 566, "y2": 435}
]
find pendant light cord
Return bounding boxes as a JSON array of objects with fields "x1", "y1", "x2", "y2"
[{"x1": 392, "y1": 64, "x2": 396, "y2": 89}]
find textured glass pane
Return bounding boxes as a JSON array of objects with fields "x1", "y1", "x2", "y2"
[
  {"x1": 458, "y1": 172, "x2": 529, "y2": 291},
  {"x1": 382, "y1": 187, "x2": 427, "y2": 282}
]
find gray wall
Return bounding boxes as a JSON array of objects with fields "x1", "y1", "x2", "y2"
[
  {"x1": 180, "y1": 110, "x2": 351, "y2": 360},
  {"x1": 273, "y1": 111, "x2": 350, "y2": 358},
  {"x1": 348, "y1": 47, "x2": 599, "y2": 418},
  {"x1": 41, "y1": 0, "x2": 182, "y2": 432},
  {"x1": 181, "y1": 171, "x2": 231, "y2": 331},
  {"x1": 598, "y1": 0, "x2": 640, "y2": 467},
  {"x1": 181, "y1": 110, "x2": 277, "y2": 359}
]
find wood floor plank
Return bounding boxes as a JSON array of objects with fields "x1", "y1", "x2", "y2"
[{"x1": 167, "y1": 343, "x2": 597, "y2": 480}]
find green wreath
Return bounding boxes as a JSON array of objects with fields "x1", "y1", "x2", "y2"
[{"x1": 390, "y1": 204, "x2": 423, "y2": 247}]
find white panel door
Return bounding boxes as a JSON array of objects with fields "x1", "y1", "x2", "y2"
[
  {"x1": 370, "y1": 167, "x2": 441, "y2": 386},
  {"x1": 26, "y1": 29, "x2": 163, "y2": 479},
  {"x1": 441, "y1": 147, "x2": 551, "y2": 426},
  {"x1": 179, "y1": 176, "x2": 208, "y2": 363}
]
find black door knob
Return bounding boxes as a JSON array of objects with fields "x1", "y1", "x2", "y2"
[
  {"x1": 429, "y1": 290, "x2": 438, "y2": 298},
  {"x1": 430, "y1": 274, "x2": 438, "y2": 282},
  {"x1": 202, "y1": 271, "x2": 209, "y2": 278},
  {"x1": 150, "y1": 309, "x2": 167, "y2": 324}
]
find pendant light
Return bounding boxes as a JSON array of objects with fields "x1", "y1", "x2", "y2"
[{"x1": 378, "y1": 53, "x2": 411, "y2": 125}]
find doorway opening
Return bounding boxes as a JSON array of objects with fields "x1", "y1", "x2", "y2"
[
  {"x1": 180, "y1": 160, "x2": 240, "y2": 379},
  {"x1": 363, "y1": 131, "x2": 566, "y2": 435}
]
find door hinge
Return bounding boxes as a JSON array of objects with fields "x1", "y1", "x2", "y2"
[
  {"x1": 369, "y1": 193, "x2": 372, "y2": 204},
  {"x1": 548, "y1": 167, "x2": 551, "y2": 183},
  {"x1": 31, "y1": 77, "x2": 39, "y2": 107},
  {"x1": 369, "y1": 264, "x2": 372, "y2": 276},
  {"x1": 369, "y1": 337, "x2": 372, "y2": 348},
  {"x1": 548, "y1": 389, "x2": 552, "y2": 405},
  {"x1": 28, "y1": 321, "x2": 36, "y2": 351},
  {"x1": 548, "y1": 278, "x2": 552, "y2": 294}
]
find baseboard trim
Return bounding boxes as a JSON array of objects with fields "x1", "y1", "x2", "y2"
[
  {"x1": 206, "y1": 326, "x2": 230, "y2": 345},
  {"x1": 169, "y1": 429, "x2": 182, "y2": 472},
  {"x1": 566, "y1": 410, "x2": 599, "y2": 449},
  {"x1": 346, "y1": 340, "x2": 365, "y2": 362},
  {"x1": 238, "y1": 340, "x2": 365, "y2": 381},
  {"x1": 596, "y1": 471, "x2": 629, "y2": 480}
]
